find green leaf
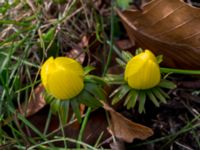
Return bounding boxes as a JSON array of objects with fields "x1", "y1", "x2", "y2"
[
  {"x1": 78, "y1": 91, "x2": 102, "y2": 108},
  {"x1": 152, "y1": 88, "x2": 167, "y2": 104},
  {"x1": 124, "y1": 91, "x2": 132, "y2": 106},
  {"x1": 42, "y1": 27, "x2": 55, "y2": 43},
  {"x1": 158, "y1": 88, "x2": 170, "y2": 99},
  {"x1": 84, "y1": 75, "x2": 105, "y2": 85},
  {"x1": 110, "y1": 85, "x2": 123, "y2": 98},
  {"x1": 159, "y1": 79, "x2": 176, "y2": 89},
  {"x1": 44, "y1": 93, "x2": 55, "y2": 104},
  {"x1": 71, "y1": 100, "x2": 82, "y2": 123},
  {"x1": 156, "y1": 55, "x2": 163, "y2": 64},
  {"x1": 121, "y1": 51, "x2": 133, "y2": 62},
  {"x1": 50, "y1": 100, "x2": 61, "y2": 113},
  {"x1": 147, "y1": 90, "x2": 160, "y2": 107},
  {"x1": 104, "y1": 74, "x2": 125, "y2": 85},
  {"x1": 112, "y1": 84, "x2": 130, "y2": 105},
  {"x1": 135, "y1": 48, "x2": 143, "y2": 55},
  {"x1": 84, "y1": 66, "x2": 95, "y2": 75},
  {"x1": 138, "y1": 91, "x2": 146, "y2": 113},
  {"x1": 84, "y1": 83, "x2": 106, "y2": 100},
  {"x1": 116, "y1": 58, "x2": 126, "y2": 68},
  {"x1": 116, "y1": 0, "x2": 132, "y2": 9},
  {"x1": 59, "y1": 101, "x2": 69, "y2": 125},
  {"x1": 126, "y1": 89, "x2": 138, "y2": 109}
]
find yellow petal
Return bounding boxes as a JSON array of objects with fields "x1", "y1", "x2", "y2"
[
  {"x1": 144, "y1": 50, "x2": 157, "y2": 62},
  {"x1": 40, "y1": 57, "x2": 84, "y2": 100},
  {"x1": 54, "y1": 57, "x2": 84, "y2": 76},
  {"x1": 124, "y1": 50, "x2": 160, "y2": 89},
  {"x1": 124, "y1": 56, "x2": 147, "y2": 80},
  {"x1": 40, "y1": 57, "x2": 55, "y2": 91},
  {"x1": 127, "y1": 60, "x2": 160, "y2": 89},
  {"x1": 47, "y1": 69, "x2": 84, "y2": 99}
]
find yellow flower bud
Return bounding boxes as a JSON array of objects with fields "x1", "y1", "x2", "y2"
[
  {"x1": 41, "y1": 57, "x2": 84, "y2": 100},
  {"x1": 124, "y1": 50, "x2": 160, "y2": 89}
]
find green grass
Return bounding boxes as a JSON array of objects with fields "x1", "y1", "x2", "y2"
[
  {"x1": 0, "y1": 0, "x2": 111, "y2": 149},
  {"x1": 1, "y1": 0, "x2": 200, "y2": 150}
]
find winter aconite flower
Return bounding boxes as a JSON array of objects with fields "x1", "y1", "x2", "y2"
[
  {"x1": 41, "y1": 57, "x2": 84, "y2": 100},
  {"x1": 124, "y1": 50, "x2": 160, "y2": 89},
  {"x1": 108, "y1": 49, "x2": 176, "y2": 113}
]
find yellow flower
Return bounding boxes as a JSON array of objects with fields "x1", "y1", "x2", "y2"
[
  {"x1": 41, "y1": 57, "x2": 84, "y2": 100},
  {"x1": 124, "y1": 50, "x2": 160, "y2": 89}
]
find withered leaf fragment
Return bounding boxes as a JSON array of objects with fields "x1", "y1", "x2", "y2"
[
  {"x1": 21, "y1": 84, "x2": 46, "y2": 117},
  {"x1": 103, "y1": 102, "x2": 154, "y2": 143}
]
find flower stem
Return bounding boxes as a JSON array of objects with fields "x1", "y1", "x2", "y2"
[
  {"x1": 77, "y1": 107, "x2": 92, "y2": 149},
  {"x1": 160, "y1": 67, "x2": 200, "y2": 75}
]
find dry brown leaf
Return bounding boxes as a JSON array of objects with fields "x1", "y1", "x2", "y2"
[
  {"x1": 20, "y1": 84, "x2": 46, "y2": 117},
  {"x1": 115, "y1": 39, "x2": 135, "y2": 50},
  {"x1": 103, "y1": 102, "x2": 154, "y2": 143},
  {"x1": 117, "y1": 0, "x2": 200, "y2": 69},
  {"x1": 110, "y1": 138, "x2": 126, "y2": 150},
  {"x1": 66, "y1": 35, "x2": 88, "y2": 64}
]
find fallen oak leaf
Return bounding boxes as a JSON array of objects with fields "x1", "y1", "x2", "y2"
[
  {"x1": 102, "y1": 102, "x2": 154, "y2": 143},
  {"x1": 117, "y1": 0, "x2": 200, "y2": 69}
]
